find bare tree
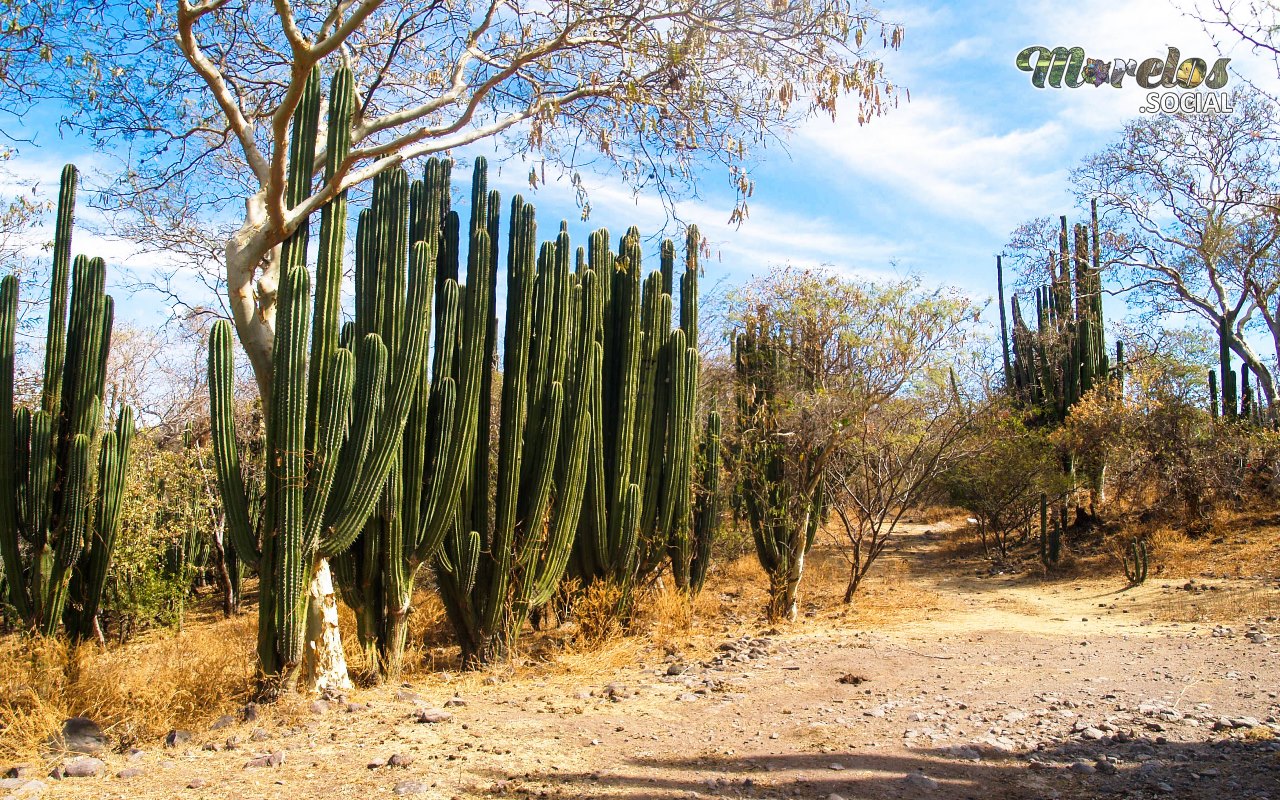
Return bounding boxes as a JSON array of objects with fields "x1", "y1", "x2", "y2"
[
  {"x1": 826, "y1": 386, "x2": 977, "y2": 602},
  {"x1": 1070, "y1": 88, "x2": 1280, "y2": 410},
  {"x1": 29, "y1": 0, "x2": 903, "y2": 406}
]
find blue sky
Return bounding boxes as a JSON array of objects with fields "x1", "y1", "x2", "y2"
[{"x1": 2, "y1": 0, "x2": 1277, "y2": 336}]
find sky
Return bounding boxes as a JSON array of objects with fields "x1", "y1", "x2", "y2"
[{"x1": 3, "y1": 0, "x2": 1279, "y2": 340}]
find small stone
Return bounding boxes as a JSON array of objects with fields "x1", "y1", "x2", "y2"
[
  {"x1": 126, "y1": 749, "x2": 145, "y2": 762},
  {"x1": 1095, "y1": 759, "x2": 1117, "y2": 775},
  {"x1": 603, "y1": 683, "x2": 628, "y2": 700},
  {"x1": 59, "y1": 717, "x2": 106, "y2": 755},
  {"x1": 60, "y1": 757, "x2": 104, "y2": 778},
  {"x1": 1248, "y1": 632, "x2": 1270, "y2": 643},
  {"x1": 1081, "y1": 727, "x2": 1106, "y2": 740},
  {"x1": 164, "y1": 730, "x2": 192, "y2": 748},
  {"x1": 837, "y1": 673, "x2": 866, "y2": 685},
  {"x1": 0, "y1": 778, "x2": 45, "y2": 795},
  {"x1": 201, "y1": 742, "x2": 221, "y2": 752},
  {"x1": 394, "y1": 689, "x2": 423, "y2": 703},
  {"x1": 309, "y1": 701, "x2": 328, "y2": 716},
  {"x1": 1231, "y1": 717, "x2": 1261, "y2": 728},
  {"x1": 414, "y1": 709, "x2": 452, "y2": 724},
  {"x1": 677, "y1": 693, "x2": 699, "y2": 702},
  {"x1": 667, "y1": 663, "x2": 688, "y2": 676},
  {"x1": 250, "y1": 729, "x2": 270, "y2": 742},
  {"x1": 387, "y1": 754, "x2": 413, "y2": 768},
  {"x1": 4, "y1": 766, "x2": 34, "y2": 779},
  {"x1": 209, "y1": 715, "x2": 235, "y2": 731},
  {"x1": 1069, "y1": 762, "x2": 1096, "y2": 775},
  {"x1": 1156, "y1": 783, "x2": 1175, "y2": 793},
  {"x1": 345, "y1": 703, "x2": 364, "y2": 714},
  {"x1": 827, "y1": 795, "x2": 847, "y2": 800},
  {"x1": 828, "y1": 763, "x2": 845, "y2": 771},
  {"x1": 394, "y1": 780, "x2": 429, "y2": 796},
  {"x1": 903, "y1": 772, "x2": 938, "y2": 790},
  {"x1": 444, "y1": 696, "x2": 467, "y2": 708},
  {"x1": 244, "y1": 751, "x2": 284, "y2": 768},
  {"x1": 225, "y1": 736, "x2": 241, "y2": 750},
  {"x1": 187, "y1": 778, "x2": 208, "y2": 789},
  {"x1": 116, "y1": 768, "x2": 144, "y2": 779}
]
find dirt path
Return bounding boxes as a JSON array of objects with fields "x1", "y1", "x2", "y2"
[{"x1": 16, "y1": 526, "x2": 1280, "y2": 800}]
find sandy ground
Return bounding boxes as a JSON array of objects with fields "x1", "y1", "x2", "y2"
[{"x1": 10, "y1": 526, "x2": 1280, "y2": 800}]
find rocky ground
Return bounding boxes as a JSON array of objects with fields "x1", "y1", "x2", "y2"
[{"x1": 5, "y1": 526, "x2": 1279, "y2": 800}]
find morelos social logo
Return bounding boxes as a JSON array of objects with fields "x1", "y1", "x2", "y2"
[{"x1": 1016, "y1": 46, "x2": 1233, "y2": 113}]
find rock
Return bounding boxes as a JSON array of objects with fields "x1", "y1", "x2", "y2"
[
  {"x1": 677, "y1": 693, "x2": 700, "y2": 702},
  {"x1": 1230, "y1": 717, "x2": 1261, "y2": 728},
  {"x1": 667, "y1": 663, "x2": 688, "y2": 676},
  {"x1": 1156, "y1": 783, "x2": 1175, "y2": 793},
  {"x1": 345, "y1": 703, "x2": 365, "y2": 714},
  {"x1": 1069, "y1": 762, "x2": 1096, "y2": 775},
  {"x1": 116, "y1": 768, "x2": 144, "y2": 779},
  {"x1": 164, "y1": 729, "x2": 192, "y2": 748},
  {"x1": 201, "y1": 742, "x2": 221, "y2": 752},
  {"x1": 414, "y1": 709, "x2": 452, "y2": 724},
  {"x1": 209, "y1": 715, "x2": 235, "y2": 731},
  {"x1": 944, "y1": 746, "x2": 980, "y2": 761},
  {"x1": 244, "y1": 751, "x2": 285, "y2": 768},
  {"x1": 0, "y1": 779, "x2": 45, "y2": 796},
  {"x1": 603, "y1": 683, "x2": 629, "y2": 700},
  {"x1": 59, "y1": 717, "x2": 106, "y2": 755},
  {"x1": 837, "y1": 673, "x2": 867, "y2": 686},
  {"x1": 387, "y1": 754, "x2": 413, "y2": 768},
  {"x1": 250, "y1": 729, "x2": 269, "y2": 742},
  {"x1": 394, "y1": 780, "x2": 430, "y2": 796},
  {"x1": 187, "y1": 778, "x2": 208, "y2": 789},
  {"x1": 828, "y1": 763, "x2": 846, "y2": 771},
  {"x1": 827, "y1": 795, "x2": 847, "y2": 800},
  {"x1": 903, "y1": 772, "x2": 938, "y2": 791},
  {"x1": 125, "y1": 749, "x2": 146, "y2": 762},
  {"x1": 225, "y1": 736, "x2": 241, "y2": 750},
  {"x1": 4, "y1": 766, "x2": 34, "y2": 780},
  {"x1": 309, "y1": 701, "x2": 328, "y2": 716},
  {"x1": 1248, "y1": 632, "x2": 1270, "y2": 644},
  {"x1": 60, "y1": 757, "x2": 104, "y2": 778},
  {"x1": 394, "y1": 689, "x2": 423, "y2": 704},
  {"x1": 1095, "y1": 759, "x2": 1117, "y2": 775},
  {"x1": 444, "y1": 696, "x2": 467, "y2": 707},
  {"x1": 1081, "y1": 727, "x2": 1106, "y2": 740}
]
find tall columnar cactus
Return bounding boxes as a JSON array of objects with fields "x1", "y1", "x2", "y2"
[
  {"x1": 208, "y1": 68, "x2": 443, "y2": 691},
  {"x1": 332, "y1": 158, "x2": 479, "y2": 680},
  {"x1": 433, "y1": 169, "x2": 597, "y2": 666},
  {"x1": 688, "y1": 410, "x2": 722, "y2": 595},
  {"x1": 731, "y1": 321, "x2": 827, "y2": 620},
  {"x1": 1002, "y1": 201, "x2": 1115, "y2": 423},
  {"x1": 1121, "y1": 537, "x2": 1148, "y2": 585},
  {"x1": 570, "y1": 226, "x2": 714, "y2": 609},
  {"x1": 0, "y1": 164, "x2": 135, "y2": 639}
]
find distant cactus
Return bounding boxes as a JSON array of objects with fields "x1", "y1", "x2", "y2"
[
  {"x1": 1121, "y1": 537, "x2": 1148, "y2": 585},
  {"x1": 0, "y1": 164, "x2": 135, "y2": 639}
]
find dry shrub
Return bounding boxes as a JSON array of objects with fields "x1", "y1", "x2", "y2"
[
  {"x1": 0, "y1": 614, "x2": 256, "y2": 758},
  {"x1": 631, "y1": 585, "x2": 693, "y2": 644},
  {"x1": 571, "y1": 581, "x2": 626, "y2": 646}
]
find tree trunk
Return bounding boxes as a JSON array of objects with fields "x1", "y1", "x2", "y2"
[
  {"x1": 297, "y1": 559, "x2": 353, "y2": 696},
  {"x1": 225, "y1": 194, "x2": 280, "y2": 410}
]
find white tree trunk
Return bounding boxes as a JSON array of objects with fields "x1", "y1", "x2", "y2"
[{"x1": 299, "y1": 559, "x2": 353, "y2": 695}]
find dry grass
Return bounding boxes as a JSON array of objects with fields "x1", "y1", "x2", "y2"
[
  {"x1": 0, "y1": 613, "x2": 256, "y2": 759},
  {"x1": 1140, "y1": 583, "x2": 1280, "y2": 624}
]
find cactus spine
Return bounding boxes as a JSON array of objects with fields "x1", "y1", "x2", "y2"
[
  {"x1": 208, "y1": 67, "x2": 440, "y2": 690},
  {"x1": 0, "y1": 164, "x2": 135, "y2": 639}
]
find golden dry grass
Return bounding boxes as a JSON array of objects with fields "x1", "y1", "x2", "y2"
[{"x1": 0, "y1": 612, "x2": 256, "y2": 759}]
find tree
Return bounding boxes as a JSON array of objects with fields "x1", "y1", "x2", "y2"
[
  {"x1": 825, "y1": 384, "x2": 976, "y2": 602},
  {"x1": 32, "y1": 0, "x2": 902, "y2": 407},
  {"x1": 728, "y1": 267, "x2": 976, "y2": 619},
  {"x1": 1069, "y1": 89, "x2": 1280, "y2": 414}
]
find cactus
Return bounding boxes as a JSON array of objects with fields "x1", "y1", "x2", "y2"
[
  {"x1": 1121, "y1": 537, "x2": 1148, "y2": 585},
  {"x1": 331, "y1": 159, "x2": 480, "y2": 680},
  {"x1": 688, "y1": 410, "x2": 722, "y2": 595},
  {"x1": 0, "y1": 164, "x2": 135, "y2": 639},
  {"x1": 730, "y1": 322, "x2": 825, "y2": 621},
  {"x1": 570, "y1": 226, "x2": 711, "y2": 611},
  {"x1": 1002, "y1": 202, "x2": 1115, "y2": 423},
  {"x1": 433, "y1": 170, "x2": 596, "y2": 666},
  {"x1": 208, "y1": 67, "x2": 445, "y2": 691}
]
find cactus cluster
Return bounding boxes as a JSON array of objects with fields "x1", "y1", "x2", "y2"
[
  {"x1": 0, "y1": 164, "x2": 135, "y2": 639},
  {"x1": 568, "y1": 226, "x2": 718, "y2": 612},
  {"x1": 1000, "y1": 201, "x2": 1121, "y2": 423},
  {"x1": 1209, "y1": 358, "x2": 1267, "y2": 426},
  {"x1": 730, "y1": 323, "x2": 825, "y2": 621},
  {"x1": 209, "y1": 67, "x2": 442, "y2": 687},
  {"x1": 1121, "y1": 537, "x2": 1148, "y2": 585}
]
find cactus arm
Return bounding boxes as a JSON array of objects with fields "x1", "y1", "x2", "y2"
[{"x1": 208, "y1": 320, "x2": 261, "y2": 567}]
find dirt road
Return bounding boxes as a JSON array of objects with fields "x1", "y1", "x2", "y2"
[{"x1": 17, "y1": 526, "x2": 1280, "y2": 799}]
